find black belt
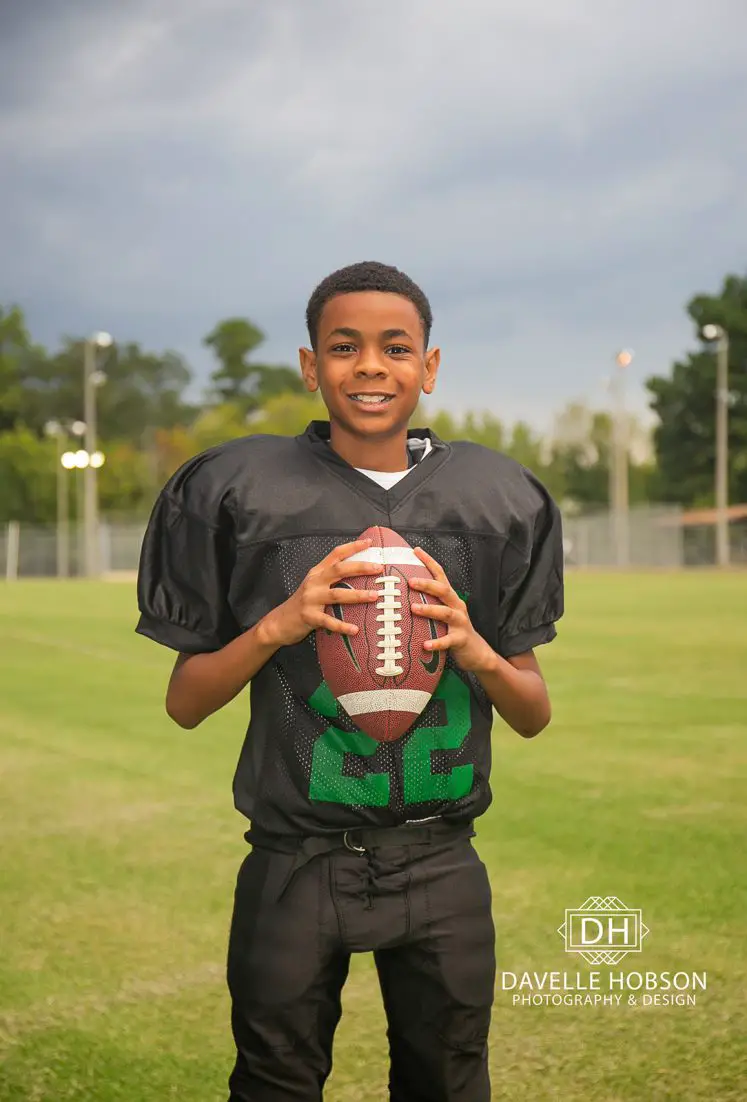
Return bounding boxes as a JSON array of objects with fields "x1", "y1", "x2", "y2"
[{"x1": 245, "y1": 819, "x2": 474, "y2": 900}]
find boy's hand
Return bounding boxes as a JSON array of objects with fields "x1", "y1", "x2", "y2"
[
  {"x1": 409, "y1": 547, "x2": 496, "y2": 675},
  {"x1": 257, "y1": 538, "x2": 383, "y2": 648}
]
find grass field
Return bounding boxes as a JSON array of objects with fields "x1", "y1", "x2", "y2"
[{"x1": 1, "y1": 574, "x2": 746, "y2": 1101}]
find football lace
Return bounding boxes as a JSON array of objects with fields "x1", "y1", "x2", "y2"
[{"x1": 374, "y1": 573, "x2": 404, "y2": 676}]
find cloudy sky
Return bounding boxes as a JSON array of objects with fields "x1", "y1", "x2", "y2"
[{"x1": 1, "y1": 0, "x2": 746, "y2": 429}]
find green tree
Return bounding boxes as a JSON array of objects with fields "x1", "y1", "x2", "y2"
[
  {"x1": 549, "y1": 401, "x2": 658, "y2": 509},
  {"x1": 246, "y1": 392, "x2": 326, "y2": 437},
  {"x1": 45, "y1": 340, "x2": 194, "y2": 442},
  {"x1": 0, "y1": 426, "x2": 56, "y2": 523},
  {"x1": 505, "y1": 420, "x2": 543, "y2": 471},
  {"x1": 98, "y1": 342, "x2": 195, "y2": 439},
  {"x1": 550, "y1": 403, "x2": 611, "y2": 506},
  {"x1": 0, "y1": 305, "x2": 46, "y2": 433},
  {"x1": 425, "y1": 409, "x2": 505, "y2": 448},
  {"x1": 646, "y1": 273, "x2": 747, "y2": 505},
  {"x1": 3, "y1": 334, "x2": 195, "y2": 442},
  {"x1": 460, "y1": 411, "x2": 506, "y2": 451},
  {"x1": 98, "y1": 442, "x2": 154, "y2": 518},
  {"x1": 428, "y1": 410, "x2": 458, "y2": 440},
  {"x1": 191, "y1": 402, "x2": 253, "y2": 453},
  {"x1": 204, "y1": 318, "x2": 304, "y2": 412},
  {"x1": 426, "y1": 407, "x2": 559, "y2": 489}
]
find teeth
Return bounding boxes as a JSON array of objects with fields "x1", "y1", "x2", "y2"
[{"x1": 351, "y1": 395, "x2": 390, "y2": 403}]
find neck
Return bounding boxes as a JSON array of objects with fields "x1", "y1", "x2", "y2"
[{"x1": 329, "y1": 421, "x2": 410, "y2": 472}]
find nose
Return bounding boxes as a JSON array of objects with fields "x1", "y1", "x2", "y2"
[{"x1": 355, "y1": 353, "x2": 389, "y2": 378}]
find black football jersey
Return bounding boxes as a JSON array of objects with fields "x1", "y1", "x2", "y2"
[{"x1": 136, "y1": 420, "x2": 564, "y2": 836}]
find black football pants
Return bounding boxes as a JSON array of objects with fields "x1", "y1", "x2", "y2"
[{"x1": 226, "y1": 829, "x2": 495, "y2": 1101}]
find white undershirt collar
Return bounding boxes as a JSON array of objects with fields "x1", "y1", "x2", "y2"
[{"x1": 355, "y1": 437, "x2": 433, "y2": 490}]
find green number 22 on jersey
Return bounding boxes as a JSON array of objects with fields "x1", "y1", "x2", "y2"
[{"x1": 308, "y1": 669, "x2": 474, "y2": 807}]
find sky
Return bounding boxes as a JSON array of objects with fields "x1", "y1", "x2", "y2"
[{"x1": 1, "y1": 0, "x2": 746, "y2": 431}]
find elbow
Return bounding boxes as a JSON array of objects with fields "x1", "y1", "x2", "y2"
[
  {"x1": 517, "y1": 704, "x2": 552, "y2": 739},
  {"x1": 165, "y1": 695, "x2": 201, "y2": 730},
  {"x1": 517, "y1": 720, "x2": 548, "y2": 739}
]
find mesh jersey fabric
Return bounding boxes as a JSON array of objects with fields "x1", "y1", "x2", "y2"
[{"x1": 136, "y1": 420, "x2": 564, "y2": 836}]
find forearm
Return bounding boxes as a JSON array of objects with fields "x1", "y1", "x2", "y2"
[
  {"x1": 473, "y1": 649, "x2": 551, "y2": 738},
  {"x1": 165, "y1": 537, "x2": 383, "y2": 730},
  {"x1": 166, "y1": 619, "x2": 280, "y2": 729}
]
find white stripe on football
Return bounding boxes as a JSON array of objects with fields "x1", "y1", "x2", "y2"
[
  {"x1": 337, "y1": 688, "x2": 432, "y2": 717},
  {"x1": 346, "y1": 546, "x2": 422, "y2": 566}
]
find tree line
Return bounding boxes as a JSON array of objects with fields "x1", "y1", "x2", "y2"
[{"x1": 0, "y1": 273, "x2": 745, "y2": 524}]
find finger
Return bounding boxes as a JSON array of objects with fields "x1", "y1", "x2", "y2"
[
  {"x1": 411, "y1": 603, "x2": 457, "y2": 623},
  {"x1": 422, "y1": 633, "x2": 454, "y2": 652},
  {"x1": 325, "y1": 537, "x2": 373, "y2": 565},
  {"x1": 413, "y1": 546, "x2": 448, "y2": 581},
  {"x1": 328, "y1": 587, "x2": 379, "y2": 603},
  {"x1": 332, "y1": 559, "x2": 383, "y2": 580},
  {"x1": 409, "y1": 576, "x2": 452, "y2": 599},
  {"x1": 314, "y1": 612, "x2": 359, "y2": 635}
]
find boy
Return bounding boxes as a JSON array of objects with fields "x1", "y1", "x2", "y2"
[{"x1": 136, "y1": 261, "x2": 564, "y2": 1101}]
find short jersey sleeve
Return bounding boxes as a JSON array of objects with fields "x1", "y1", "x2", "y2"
[
  {"x1": 135, "y1": 482, "x2": 240, "y2": 655},
  {"x1": 496, "y1": 472, "x2": 564, "y2": 658}
]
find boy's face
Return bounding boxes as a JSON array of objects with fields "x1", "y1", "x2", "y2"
[{"x1": 299, "y1": 291, "x2": 439, "y2": 442}]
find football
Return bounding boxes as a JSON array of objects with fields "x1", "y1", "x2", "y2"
[{"x1": 315, "y1": 526, "x2": 447, "y2": 742}]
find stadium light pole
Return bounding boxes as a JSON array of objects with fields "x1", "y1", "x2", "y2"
[
  {"x1": 702, "y1": 324, "x2": 730, "y2": 567},
  {"x1": 83, "y1": 332, "x2": 112, "y2": 578},
  {"x1": 46, "y1": 420, "x2": 87, "y2": 577},
  {"x1": 45, "y1": 421, "x2": 69, "y2": 578},
  {"x1": 610, "y1": 349, "x2": 634, "y2": 567},
  {"x1": 60, "y1": 447, "x2": 79, "y2": 572}
]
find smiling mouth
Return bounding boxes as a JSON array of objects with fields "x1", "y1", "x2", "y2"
[{"x1": 348, "y1": 393, "x2": 395, "y2": 406}]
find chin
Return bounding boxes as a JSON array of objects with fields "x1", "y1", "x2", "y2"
[
  {"x1": 352, "y1": 416, "x2": 408, "y2": 438},
  {"x1": 331, "y1": 403, "x2": 416, "y2": 438}
]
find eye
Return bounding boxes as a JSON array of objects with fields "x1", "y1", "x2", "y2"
[
  {"x1": 386, "y1": 344, "x2": 411, "y2": 356},
  {"x1": 330, "y1": 343, "x2": 356, "y2": 354}
]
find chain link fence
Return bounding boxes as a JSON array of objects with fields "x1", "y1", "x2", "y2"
[
  {"x1": 0, "y1": 520, "x2": 147, "y2": 579},
  {"x1": 10, "y1": 505, "x2": 742, "y2": 579},
  {"x1": 5, "y1": 506, "x2": 747, "y2": 579},
  {"x1": 678, "y1": 520, "x2": 747, "y2": 566},
  {"x1": 562, "y1": 505, "x2": 685, "y2": 568}
]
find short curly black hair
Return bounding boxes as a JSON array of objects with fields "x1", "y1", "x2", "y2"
[{"x1": 305, "y1": 261, "x2": 433, "y2": 350}]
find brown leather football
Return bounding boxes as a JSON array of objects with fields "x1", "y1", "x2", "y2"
[{"x1": 315, "y1": 526, "x2": 447, "y2": 742}]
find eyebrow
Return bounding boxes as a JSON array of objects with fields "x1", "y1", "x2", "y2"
[
  {"x1": 328, "y1": 327, "x2": 361, "y2": 340},
  {"x1": 327, "y1": 327, "x2": 413, "y2": 342}
]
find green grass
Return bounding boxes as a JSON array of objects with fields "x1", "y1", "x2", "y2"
[{"x1": 1, "y1": 573, "x2": 746, "y2": 1101}]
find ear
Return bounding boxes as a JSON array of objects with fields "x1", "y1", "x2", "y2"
[
  {"x1": 422, "y1": 347, "x2": 440, "y2": 395},
  {"x1": 299, "y1": 347, "x2": 319, "y2": 392}
]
